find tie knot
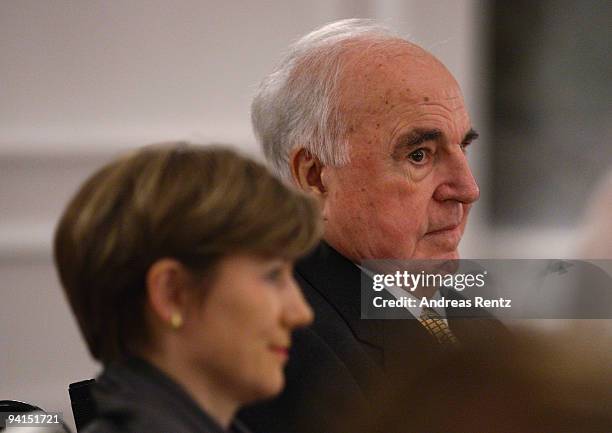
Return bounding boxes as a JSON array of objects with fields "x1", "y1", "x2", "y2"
[{"x1": 420, "y1": 306, "x2": 443, "y2": 320}]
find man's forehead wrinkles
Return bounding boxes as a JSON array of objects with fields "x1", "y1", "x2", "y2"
[
  {"x1": 388, "y1": 110, "x2": 470, "y2": 143},
  {"x1": 416, "y1": 96, "x2": 466, "y2": 113},
  {"x1": 417, "y1": 100, "x2": 459, "y2": 109},
  {"x1": 412, "y1": 98, "x2": 467, "y2": 121},
  {"x1": 340, "y1": 49, "x2": 469, "y2": 148}
]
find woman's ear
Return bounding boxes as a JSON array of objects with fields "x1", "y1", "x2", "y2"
[
  {"x1": 290, "y1": 148, "x2": 327, "y2": 198},
  {"x1": 146, "y1": 258, "x2": 191, "y2": 329}
]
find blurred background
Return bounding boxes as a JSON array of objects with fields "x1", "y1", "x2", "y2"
[{"x1": 1, "y1": 0, "x2": 610, "y2": 430}]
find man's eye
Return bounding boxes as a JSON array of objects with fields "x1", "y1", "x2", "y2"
[{"x1": 408, "y1": 148, "x2": 428, "y2": 163}]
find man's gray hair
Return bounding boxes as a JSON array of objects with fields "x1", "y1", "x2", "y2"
[{"x1": 251, "y1": 18, "x2": 402, "y2": 180}]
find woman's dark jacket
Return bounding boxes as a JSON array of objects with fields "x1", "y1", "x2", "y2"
[{"x1": 83, "y1": 358, "x2": 252, "y2": 433}]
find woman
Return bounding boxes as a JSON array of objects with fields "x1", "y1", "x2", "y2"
[{"x1": 54, "y1": 143, "x2": 321, "y2": 433}]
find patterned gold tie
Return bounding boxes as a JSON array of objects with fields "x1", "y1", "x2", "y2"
[{"x1": 418, "y1": 306, "x2": 460, "y2": 347}]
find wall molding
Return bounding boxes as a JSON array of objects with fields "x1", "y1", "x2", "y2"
[{"x1": 0, "y1": 137, "x2": 261, "y2": 263}]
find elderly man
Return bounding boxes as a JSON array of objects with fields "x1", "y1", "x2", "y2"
[{"x1": 240, "y1": 19, "x2": 504, "y2": 433}]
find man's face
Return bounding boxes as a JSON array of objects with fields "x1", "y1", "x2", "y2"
[{"x1": 321, "y1": 43, "x2": 480, "y2": 261}]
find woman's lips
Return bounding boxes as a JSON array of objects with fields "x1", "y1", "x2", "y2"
[{"x1": 270, "y1": 345, "x2": 290, "y2": 360}]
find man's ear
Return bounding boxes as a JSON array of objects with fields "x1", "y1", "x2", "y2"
[
  {"x1": 146, "y1": 258, "x2": 191, "y2": 327},
  {"x1": 290, "y1": 147, "x2": 326, "y2": 198}
]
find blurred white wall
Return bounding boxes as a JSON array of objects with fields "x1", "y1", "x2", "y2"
[{"x1": 0, "y1": 0, "x2": 548, "y2": 430}]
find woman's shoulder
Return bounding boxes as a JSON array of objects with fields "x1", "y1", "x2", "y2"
[
  {"x1": 82, "y1": 410, "x2": 213, "y2": 433},
  {"x1": 88, "y1": 360, "x2": 254, "y2": 433},
  {"x1": 81, "y1": 417, "x2": 124, "y2": 433},
  {"x1": 83, "y1": 413, "x2": 254, "y2": 433}
]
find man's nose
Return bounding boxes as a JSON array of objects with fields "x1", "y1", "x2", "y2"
[
  {"x1": 282, "y1": 278, "x2": 314, "y2": 329},
  {"x1": 433, "y1": 149, "x2": 480, "y2": 204}
]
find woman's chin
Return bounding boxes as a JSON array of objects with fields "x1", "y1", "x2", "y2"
[
  {"x1": 242, "y1": 374, "x2": 285, "y2": 404},
  {"x1": 261, "y1": 374, "x2": 285, "y2": 398}
]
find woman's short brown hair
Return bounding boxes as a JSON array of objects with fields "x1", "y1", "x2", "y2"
[{"x1": 54, "y1": 142, "x2": 321, "y2": 363}]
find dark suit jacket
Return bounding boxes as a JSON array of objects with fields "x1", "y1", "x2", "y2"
[
  {"x1": 84, "y1": 358, "x2": 251, "y2": 433},
  {"x1": 239, "y1": 242, "x2": 509, "y2": 433}
]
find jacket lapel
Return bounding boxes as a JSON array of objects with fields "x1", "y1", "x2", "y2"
[{"x1": 296, "y1": 241, "x2": 384, "y2": 350}]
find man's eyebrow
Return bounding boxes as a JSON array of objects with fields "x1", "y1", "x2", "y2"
[
  {"x1": 392, "y1": 127, "x2": 479, "y2": 159},
  {"x1": 392, "y1": 128, "x2": 442, "y2": 156},
  {"x1": 403, "y1": 128, "x2": 442, "y2": 146},
  {"x1": 462, "y1": 128, "x2": 479, "y2": 144}
]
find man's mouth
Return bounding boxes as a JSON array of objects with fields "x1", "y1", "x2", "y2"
[{"x1": 426, "y1": 224, "x2": 461, "y2": 235}]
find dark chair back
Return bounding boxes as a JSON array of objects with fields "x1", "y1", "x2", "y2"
[{"x1": 68, "y1": 379, "x2": 96, "y2": 432}]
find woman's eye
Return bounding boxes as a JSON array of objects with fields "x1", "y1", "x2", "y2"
[{"x1": 408, "y1": 148, "x2": 428, "y2": 164}]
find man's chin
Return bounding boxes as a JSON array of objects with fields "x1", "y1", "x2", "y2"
[
  {"x1": 361, "y1": 245, "x2": 460, "y2": 261},
  {"x1": 438, "y1": 250, "x2": 460, "y2": 260}
]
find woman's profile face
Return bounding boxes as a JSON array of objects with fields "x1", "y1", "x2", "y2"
[{"x1": 181, "y1": 254, "x2": 314, "y2": 403}]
